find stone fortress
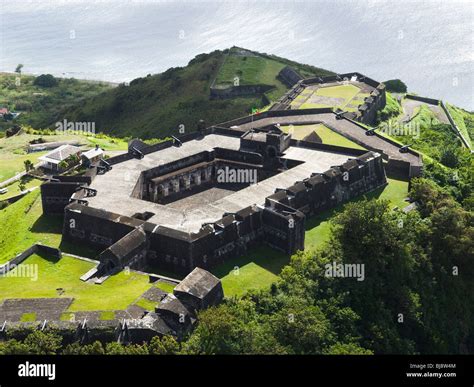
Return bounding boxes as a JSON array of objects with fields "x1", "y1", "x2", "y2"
[
  {"x1": 40, "y1": 72, "x2": 423, "y2": 282},
  {"x1": 274, "y1": 70, "x2": 386, "y2": 125}
]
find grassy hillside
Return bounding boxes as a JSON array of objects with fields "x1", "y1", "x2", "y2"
[
  {"x1": 56, "y1": 48, "x2": 332, "y2": 139},
  {"x1": 0, "y1": 73, "x2": 113, "y2": 131}
]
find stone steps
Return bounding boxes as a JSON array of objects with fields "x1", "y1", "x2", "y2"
[{"x1": 80, "y1": 267, "x2": 99, "y2": 282}]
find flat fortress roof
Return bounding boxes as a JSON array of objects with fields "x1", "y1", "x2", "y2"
[{"x1": 86, "y1": 133, "x2": 358, "y2": 233}]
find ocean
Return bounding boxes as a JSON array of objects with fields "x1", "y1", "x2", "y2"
[{"x1": 0, "y1": 0, "x2": 472, "y2": 109}]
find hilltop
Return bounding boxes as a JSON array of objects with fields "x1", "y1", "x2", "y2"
[{"x1": 52, "y1": 47, "x2": 333, "y2": 139}]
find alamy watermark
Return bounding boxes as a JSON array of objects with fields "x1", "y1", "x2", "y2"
[
  {"x1": 0, "y1": 263, "x2": 38, "y2": 281},
  {"x1": 216, "y1": 166, "x2": 257, "y2": 185},
  {"x1": 55, "y1": 119, "x2": 96, "y2": 135},
  {"x1": 378, "y1": 121, "x2": 420, "y2": 139},
  {"x1": 18, "y1": 362, "x2": 55, "y2": 381},
  {"x1": 325, "y1": 261, "x2": 365, "y2": 282}
]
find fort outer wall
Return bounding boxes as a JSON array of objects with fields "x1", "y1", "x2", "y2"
[
  {"x1": 62, "y1": 150, "x2": 386, "y2": 276},
  {"x1": 272, "y1": 72, "x2": 386, "y2": 125}
]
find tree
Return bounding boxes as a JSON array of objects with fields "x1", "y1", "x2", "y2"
[
  {"x1": 24, "y1": 159, "x2": 34, "y2": 172},
  {"x1": 0, "y1": 339, "x2": 31, "y2": 355},
  {"x1": 33, "y1": 74, "x2": 58, "y2": 88},
  {"x1": 15, "y1": 64, "x2": 23, "y2": 74},
  {"x1": 23, "y1": 331, "x2": 62, "y2": 355},
  {"x1": 383, "y1": 79, "x2": 407, "y2": 93},
  {"x1": 58, "y1": 160, "x2": 68, "y2": 170},
  {"x1": 149, "y1": 335, "x2": 180, "y2": 355}
]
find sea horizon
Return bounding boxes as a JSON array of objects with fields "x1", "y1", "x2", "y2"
[{"x1": 1, "y1": 0, "x2": 473, "y2": 110}]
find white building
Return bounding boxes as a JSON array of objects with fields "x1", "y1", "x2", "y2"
[{"x1": 38, "y1": 145, "x2": 82, "y2": 171}]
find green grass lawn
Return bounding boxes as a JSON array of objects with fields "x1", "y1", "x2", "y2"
[
  {"x1": 0, "y1": 151, "x2": 47, "y2": 181},
  {"x1": 294, "y1": 83, "x2": 369, "y2": 111},
  {"x1": 20, "y1": 313, "x2": 37, "y2": 322},
  {"x1": 215, "y1": 54, "x2": 286, "y2": 87},
  {"x1": 304, "y1": 177, "x2": 409, "y2": 250},
  {"x1": 211, "y1": 246, "x2": 289, "y2": 297},
  {"x1": 281, "y1": 123, "x2": 365, "y2": 149},
  {"x1": 0, "y1": 176, "x2": 42, "y2": 200},
  {"x1": 154, "y1": 281, "x2": 175, "y2": 294},
  {"x1": 0, "y1": 185, "x2": 105, "y2": 264},
  {"x1": 135, "y1": 297, "x2": 157, "y2": 311},
  {"x1": 0, "y1": 253, "x2": 154, "y2": 312},
  {"x1": 99, "y1": 311, "x2": 116, "y2": 320},
  {"x1": 215, "y1": 53, "x2": 289, "y2": 102},
  {"x1": 316, "y1": 84, "x2": 361, "y2": 100},
  {"x1": 0, "y1": 190, "x2": 63, "y2": 264}
]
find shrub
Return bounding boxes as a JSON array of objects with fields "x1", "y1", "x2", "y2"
[
  {"x1": 383, "y1": 79, "x2": 407, "y2": 93},
  {"x1": 33, "y1": 74, "x2": 58, "y2": 88}
]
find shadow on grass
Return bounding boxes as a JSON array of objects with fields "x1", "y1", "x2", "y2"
[
  {"x1": 36, "y1": 251, "x2": 61, "y2": 264},
  {"x1": 211, "y1": 245, "x2": 290, "y2": 279},
  {"x1": 30, "y1": 214, "x2": 63, "y2": 234},
  {"x1": 59, "y1": 240, "x2": 101, "y2": 259},
  {"x1": 305, "y1": 186, "x2": 386, "y2": 231}
]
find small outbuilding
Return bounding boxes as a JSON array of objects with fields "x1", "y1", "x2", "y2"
[
  {"x1": 81, "y1": 145, "x2": 104, "y2": 167},
  {"x1": 38, "y1": 144, "x2": 81, "y2": 171},
  {"x1": 173, "y1": 267, "x2": 224, "y2": 311}
]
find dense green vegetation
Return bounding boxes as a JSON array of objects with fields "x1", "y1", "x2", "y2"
[
  {"x1": 376, "y1": 100, "x2": 473, "y2": 206},
  {"x1": 0, "y1": 331, "x2": 181, "y2": 355},
  {"x1": 377, "y1": 92, "x2": 402, "y2": 122},
  {"x1": 382, "y1": 79, "x2": 407, "y2": 93},
  {"x1": 0, "y1": 73, "x2": 113, "y2": 130},
  {"x1": 33, "y1": 74, "x2": 59, "y2": 88},
  {"x1": 54, "y1": 48, "x2": 332, "y2": 139}
]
